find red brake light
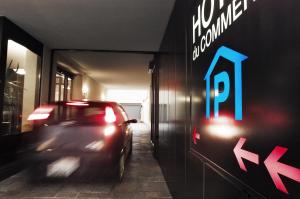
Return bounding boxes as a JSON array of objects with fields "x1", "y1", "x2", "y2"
[
  {"x1": 104, "y1": 107, "x2": 116, "y2": 123},
  {"x1": 66, "y1": 101, "x2": 89, "y2": 106},
  {"x1": 28, "y1": 106, "x2": 54, "y2": 121}
]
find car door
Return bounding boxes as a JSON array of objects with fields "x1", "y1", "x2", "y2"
[{"x1": 116, "y1": 105, "x2": 131, "y2": 154}]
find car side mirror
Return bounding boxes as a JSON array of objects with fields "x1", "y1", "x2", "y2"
[{"x1": 125, "y1": 119, "x2": 137, "y2": 124}]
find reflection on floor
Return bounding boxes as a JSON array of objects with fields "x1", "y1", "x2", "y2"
[{"x1": 0, "y1": 123, "x2": 172, "y2": 199}]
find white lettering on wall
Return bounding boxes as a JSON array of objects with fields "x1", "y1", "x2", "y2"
[
  {"x1": 202, "y1": 0, "x2": 215, "y2": 28},
  {"x1": 221, "y1": 4, "x2": 232, "y2": 33},
  {"x1": 193, "y1": 5, "x2": 201, "y2": 44},
  {"x1": 192, "y1": 0, "x2": 257, "y2": 61},
  {"x1": 233, "y1": 0, "x2": 243, "y2": 22},
  {"x1": 219, "y1": 0, "x2": 224, "y2": 9}
]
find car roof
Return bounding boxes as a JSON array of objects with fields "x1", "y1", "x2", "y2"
[{"x1": 48, "y1": 100, "x2": 120, "y2": 107}]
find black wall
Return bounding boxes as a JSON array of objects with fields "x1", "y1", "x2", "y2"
[{"x1": 153, "y1": 0, "x2": 300, "y2": 199}]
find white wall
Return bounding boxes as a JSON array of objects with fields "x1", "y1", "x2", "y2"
[
  {"x1": 21, "y1": 50, "x2": 38, "y2": 132},
  {"x1": 105, "y1": 89, "x2": 149, "y2": 103},
  {"x1": 82, "y1": 75, "x2": 104, "y2": 100},
  {"x1": 141, "y1": 95, "x2": 151, "y2": 126},
  {"x1": 105, "y1": 89, "x2": 150, "y2": 124},
  {"x1": 72, "y1": 75, "x2": 83, "y2": 100}
]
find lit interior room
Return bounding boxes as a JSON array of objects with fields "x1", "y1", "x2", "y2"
[{"x1": 4, "y1": 40, "x2": 41, "y2": 134}]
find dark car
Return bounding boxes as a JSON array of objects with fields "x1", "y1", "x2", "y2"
[{"x1": 28, "y1": 101, "x2": 137, "y2": 181}]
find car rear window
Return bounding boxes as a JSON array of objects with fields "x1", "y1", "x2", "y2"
[{"x1": 48, "y1": 103, "x2": 108, "y2": 123}]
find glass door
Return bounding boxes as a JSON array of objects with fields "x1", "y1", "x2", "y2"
[
  {"x1": 54, "y1": 69, "x2": 73, "y2": 102},
  {"x1": 55, "y1": 72, "x2": 65, "y2": 101}
]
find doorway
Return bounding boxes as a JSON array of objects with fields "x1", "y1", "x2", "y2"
[{"x1": 54, "y1": 68, "x2": 73, "y2": 102}]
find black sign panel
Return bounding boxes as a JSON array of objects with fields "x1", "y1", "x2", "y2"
[{"x1": 190, "y1": 0, "x2": 300, "y2": 198}]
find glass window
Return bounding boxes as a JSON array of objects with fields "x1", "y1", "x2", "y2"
[
  {"x1": 2, "y1": 40, "x2": 41, "y2": 134},
  {"x1": 47, "y1": 104, "x2": 106, "y2": 125},
  {"x1": 54, "y1": 71, "x2": 73, "y2": 102}
]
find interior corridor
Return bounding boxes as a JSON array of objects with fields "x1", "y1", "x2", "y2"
[{"x1": 0, "y1": 123, "x2": 171, "y2": 199}]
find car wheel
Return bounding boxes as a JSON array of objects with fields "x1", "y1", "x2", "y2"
[{"x1": 116, "y1": 153, "x2": 125, "y2": 182}]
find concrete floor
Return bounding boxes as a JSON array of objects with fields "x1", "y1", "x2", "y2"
[{"x1": 0, "y1": 124, "x2": 172, "y2": 199}]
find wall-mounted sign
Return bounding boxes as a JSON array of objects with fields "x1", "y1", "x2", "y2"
[
  {"x1": 233, "y1": 138, "x2": 300, "y2": 194},
  {"x1": 264, "y1": 146, "x2": 300, "y2": 194},
  {"x1": 192, "y1": 0, "x2": 257, "y2": 61},
  {"x1": 204, "y1": 46, "x2": 247, "y2": 120},
  {"x1": 190, "y1": 0, "x2": 300, "y2": 198},
  {"x1": 192, "y1": 127, "x2": 201, "y2": 144},
  {"x1": 233, "y1": 138, "x2": 259, "y2": 171}
]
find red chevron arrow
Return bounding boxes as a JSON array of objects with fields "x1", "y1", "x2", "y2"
[
  {"x1": 233, "y1": 138, "x2": 259, "y2": 172},
  {"x1": 264, "y1": 146, "x2": 300, "y2": 194},
  {"x1": 192, "y1": 127, "x2": 200, "y2": 144}
]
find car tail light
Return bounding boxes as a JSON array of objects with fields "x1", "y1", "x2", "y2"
[
  {"x1": 28, "y1": 106, "x2": 54, "y2": 121},
  {"x1": 104, "y1": 107, "x2": 116, "y2": 123},
  {"x1": 104, "y1": 125, "x2": 116, "y2": 136},
  {"x1": 66, "y1": 101, "x2": 89, "y2": 106}
]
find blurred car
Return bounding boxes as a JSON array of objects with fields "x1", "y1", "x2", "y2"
[{"x1": 28, "y1": 101, "x2": 137, "y2": 181}]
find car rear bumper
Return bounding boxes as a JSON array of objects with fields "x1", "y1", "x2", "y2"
[{"x1": 33, "y1": 149, "x2": 119, "y2": 167}]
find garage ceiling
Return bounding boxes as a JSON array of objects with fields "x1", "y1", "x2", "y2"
[
  {"x1": 58, "y1": 51, "x2": 153, "y2": 89},
  {"x1": 0, "y1": 0, "x2": 175, "y2": 51},
  {"x1": 0, "y1": 1, "x2": 174, "y2": 90}
]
